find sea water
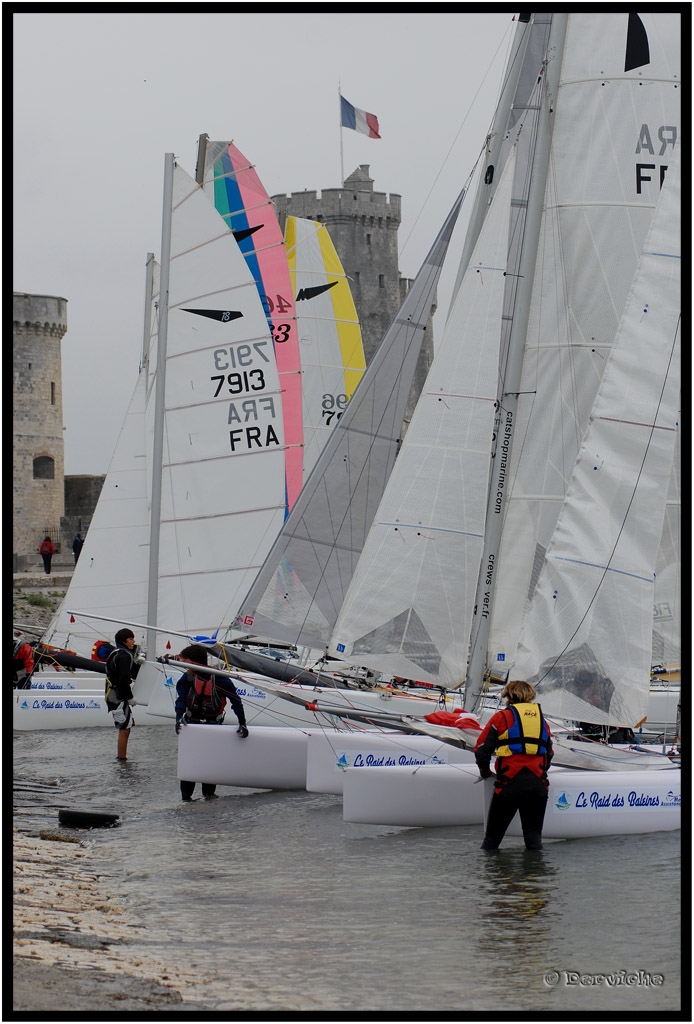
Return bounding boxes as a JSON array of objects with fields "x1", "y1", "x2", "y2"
[{"x1": 13, "y1": 725, "x2": 683, "y2": 1014}]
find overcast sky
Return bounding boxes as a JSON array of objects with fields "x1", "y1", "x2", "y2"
[{"x1": 14, "y1": 11, "x2": 512, "y2": 474}]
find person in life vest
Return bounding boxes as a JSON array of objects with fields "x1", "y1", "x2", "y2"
[
  {"x1": 474, "y1": 679, "x2": 553, "y2": 851},
  {"x1": 105, "y1": 628, "x2": 144, "y2": 760},
  {"x1": 173, "y1": 644, "x2": 249, "y2": 801},
  {"x1": 13, "y1": 632, "x2": 35, "y2": 688}
]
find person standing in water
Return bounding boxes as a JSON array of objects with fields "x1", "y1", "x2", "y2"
[
  {"x1": 104, "y1": 628, "x2": 143, "y2": 760},
  {"x1": 474, "y1": 680, "x2": 553, "y2": 851},
  {"x1": 173, "y1": 644, "x2": 249, "y2": 800}
]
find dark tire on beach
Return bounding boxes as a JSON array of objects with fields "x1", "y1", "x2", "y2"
[{"x1": 58, "y1": 809, "x2": 120, "y2": 829}]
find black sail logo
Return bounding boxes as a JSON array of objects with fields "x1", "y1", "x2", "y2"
[
  {"x1": 295, "y1": 282, "x2": 339, "y2": 302},
  {"x1": 232, "y1": 224, "x2": 263, "y2": 244},
  {"x1": 625, "y1": 13, "x2": 650, "y2": 72},
  {"x1": 183, "y1": 309, "x2": 243, "y2": 322}
]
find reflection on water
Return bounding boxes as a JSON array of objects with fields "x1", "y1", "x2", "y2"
[
  {"x1": 13, "y1": 726, "x2": 682, "y2": 1014},
  {"x1": 476, "y1": 849, "x2": 560, "y2": 990}
]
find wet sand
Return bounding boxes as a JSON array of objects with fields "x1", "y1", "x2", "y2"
[{"x1": 12, "y1": 828, "x2": 215, "y2": 1013}]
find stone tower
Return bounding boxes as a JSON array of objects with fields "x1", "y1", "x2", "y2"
[
  {"x1": 272, "y1": 165, "x2": 435, "y2": 423},
  {"x1": 13, "y1": 292, "x2": 68, "y2": 571}
]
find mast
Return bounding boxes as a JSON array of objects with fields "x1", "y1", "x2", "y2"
[
  {"x1": 464, "y1": 13, "x2": 568, "y2": 712},
  {"x1": 146, "y1": 153, "x2": 174, "y2": 661}
]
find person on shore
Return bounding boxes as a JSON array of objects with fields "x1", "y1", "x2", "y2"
[
  {"x1": 39, "y1": 536, "x2": 55, "y2": 575},
  {"x1": 474, "y1": 680, "x2": 553, "y2": 851},
  {"x1": 173, "y1": 644, "x2": 249, "y2": 801},
  {"x1": 72, "y1": 534, "x2": 84, "y2": 564},
  {"x1": 13, "y1": 632, "x2": 35, "y2": 688},
  {"x1": 105, "y1": 628, "x2": 143, "y2": 760}
]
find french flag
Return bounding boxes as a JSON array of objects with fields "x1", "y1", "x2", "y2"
[{"x1": 340, "y1": 95, "x2": 381, "y2": 139}]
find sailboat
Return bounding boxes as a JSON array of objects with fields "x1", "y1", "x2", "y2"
[
  {"x1": 16, "y1": 145, "x2": 371, "y2": 730},
  {"x1": 185, "y1": 12, "x2": 681, "y2": 835}
]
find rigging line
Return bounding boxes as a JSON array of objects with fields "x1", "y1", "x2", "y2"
[
  {"x1": 398, "y1": 16, "x2": 515, "y2": 263},
  {"x1": 534, "y1": 315, "x2": 681, "y2": 687}
]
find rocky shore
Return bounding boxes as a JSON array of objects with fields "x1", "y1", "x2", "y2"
[
  {"x1": 12, "y1": 570, "x2": 218, "y2": 1013},
  {"x1": 12, "y1": 828, "x2": 216, "y2": 1013}
]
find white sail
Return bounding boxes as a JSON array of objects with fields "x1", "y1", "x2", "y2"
[
  {"x1": 328, "y1": 151, "x2": 517, "y2": 684},
  {"x1": 486, "y1": 12, "x2": 681, "y2": 681},
  {"x1": 230, "y1": 190, "x2": 465, "y2": 651},
  {"x1": 287, "y1": 216, "x2": 366, "y2": 482},
  {"x1": 43, "y1": 259, "x2": 159, "y2": 658},
  {"x1": 146, "y1": 163, "x2": 287, "y2": 648},
  {"x1": 514, "y1": 145, "x2": 680, "y2": 726}
]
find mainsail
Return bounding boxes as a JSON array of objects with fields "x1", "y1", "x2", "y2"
[
  {"x1": 144, "y1": 161, "x2": 288, "y2": 647},
  {"x1": 286, "y1": 215, "x2": 366, "y2": 482},
  {"x1": 483, "y1": 12, "x2": 681, "y2": 691},
  {"x1": 199, "y1": 138, "x2": 303, "y2": 511},
  {"x1": 230, "y1": 189, "x2": 465, "y2": 651},
  {"x1": 328, "y1": 151, "x2": 517, "y2": 684},
  {"x1": 48, "y1": 159, "x2": 290, "y2": 658},
  {"x1": 515, "y1": 144, "x2": 681, "y2": 727},
  {"x1": 43, "y1": 257, "x2": 159, "y2": 658}
]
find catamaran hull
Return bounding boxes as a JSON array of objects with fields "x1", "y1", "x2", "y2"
[
  {"x1": 342, "y1": 764, "x2": 485, "y2": 826},
  {"x1": 177, "y1": 723, "x2": 308, "y2": 789},
  {"x1": 21, "y1": 671, "x2": 107, "y2": 690},
  {"x1": 174, "y1": 719, "x2": 477, "y2": 793},
  {"x1": 13, "y1": 691, "x2": 112, "y2": 729},
  {"x1": 342, "y1": 764, "x2": 680, "y2": 836},
  {"x1": 12, "y1": 691, "x2": 169, "y2": 730},
  {"x1": 520, "y1": 767, "x2": 681, "y2": 838},
  {"x1": 306, "y1": 730, "x2": 475, "y2": 795}
]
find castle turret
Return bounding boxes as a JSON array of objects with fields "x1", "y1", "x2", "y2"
[
  {"x1": 273, "y1": 166, "x2": 435, "y2": 424},
  {"x1": 13, "y1": 292, "x2": 68, "y2": 570}
]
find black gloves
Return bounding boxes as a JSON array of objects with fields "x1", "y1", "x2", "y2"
[
  {"x1": 175, "y1": 716, "x2": 183, "y2": 734},
  {"x1": 237, "y1": 724, "x2": 249, "y2": 738}
]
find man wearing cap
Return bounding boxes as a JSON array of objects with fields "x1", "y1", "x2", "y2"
[{"x1": 105, "y1": 628, "x2": 144, "y2": 759}]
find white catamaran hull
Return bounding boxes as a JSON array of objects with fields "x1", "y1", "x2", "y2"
[
  {"x1": 23, "y1": 671, "x2": 106, "y2": 689},
  {"x1": 305, "y1": 729, "x2": 475, "y2": 795},
  {"x1": 342, "y1": 764, "x2": 485, "y2": 826},
  {"x1": 176, "y1": 722, "x2": 474, "y2": 793},
  {"x1": 177, "y1": 723, "x2": 309, "y2": 790},
  {"x1": 342, "y1": 763, "x2": 680, "y2": 836},
  {"x1": 12, "y1": 691, "x2": 169, "y2": 730},
  {"x1": 514, "y1": 767, "x2": 681, "y2": 839}
]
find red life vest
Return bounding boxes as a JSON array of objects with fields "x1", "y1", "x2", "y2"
[{"x1": 185, "y1": 673, "x2": 226, "y2": 722}]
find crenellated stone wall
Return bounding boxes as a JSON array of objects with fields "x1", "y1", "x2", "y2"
[{"x1": 273, "y1": 165, "x2": 435, "y2": 427}]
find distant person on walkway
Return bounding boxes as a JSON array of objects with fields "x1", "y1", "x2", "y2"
[
  {"x1": 39, "y1": 536, "x2": 55, "y2": 575},
  {"x1": 13, "y1": 632, "x2": 35, "y2": 688},
  {"x1": 173, "y1": 644, "x2": 249, "y2": 801},
  {"x1": 72, "y1": 533, "x2": 84, "y2": 564},
  {"x1": 105, "y1": 628, "x2": 143, "y2": 760},
  {"x1": 474, "y1": 680, "x2": 553, "y2": 851}
]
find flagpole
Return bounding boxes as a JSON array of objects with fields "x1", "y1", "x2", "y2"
[{"x1": 338, "y1": 83, "x2": 344, "y2": 186}]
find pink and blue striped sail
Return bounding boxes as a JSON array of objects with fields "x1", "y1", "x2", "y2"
[{"x1": 202, "y1": 140, "x2": 303, "y2": 514}]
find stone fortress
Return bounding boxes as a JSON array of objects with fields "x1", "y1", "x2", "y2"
[{"x1": 13, "y1": 166, "x2": 434, "y2": 572}]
